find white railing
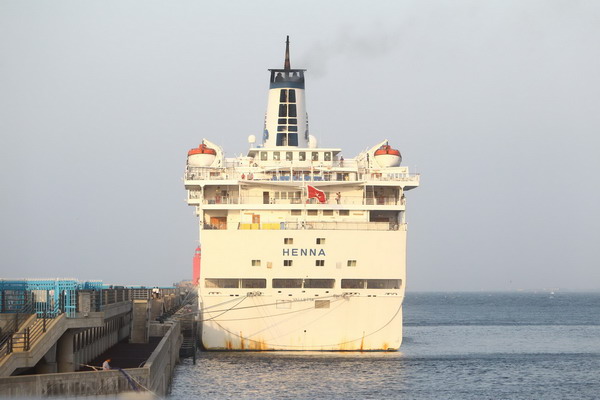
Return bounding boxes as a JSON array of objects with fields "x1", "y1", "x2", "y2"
[
  {"x1": 222, "y1": 159, "x2": 359, "y2": 169},
  {"x1": 216, "y1": 221, "x2": 407, "y2": 231},
  {"x1": 279, "y1": 221, "x2": 406, "y2": 231},
  {"x1": 197, "y1": 195, "x2": 406, "y2": 207},
  {"x1": 184, "y1": 166, "x2": 419, "y2": 184}
]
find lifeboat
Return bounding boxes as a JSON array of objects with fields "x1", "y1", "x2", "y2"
[
  {"x1": 187, "y1": 144, "x2": 217, "y2": 167},
  {"x1": 374, "y1": 145, "x2": 402, "y2": 167}
]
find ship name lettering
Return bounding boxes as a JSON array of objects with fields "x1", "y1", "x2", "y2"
[{"x1": 282, "y1": 248, "x2": 326, "y2": 257}]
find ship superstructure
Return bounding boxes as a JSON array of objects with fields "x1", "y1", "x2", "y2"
[{"x1": 184, "y1": 37, "x2": 419, "y2": 351}]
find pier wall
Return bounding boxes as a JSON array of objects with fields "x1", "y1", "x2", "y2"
[
  {"x1": 0, "y1": 320, "x2": 181, "y2": 397},
  {"x1": 145, "y1": 320, "x2": 182, "y2": 395},
  {"x1": 72, "y1": 312, "x2": 132, "y2": 371}
]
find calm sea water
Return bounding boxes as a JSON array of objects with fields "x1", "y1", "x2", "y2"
[{"x1": 170, "y1": 292, "x2": 600, "y2": 400}]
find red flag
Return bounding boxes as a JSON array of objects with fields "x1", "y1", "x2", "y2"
[{"x1": 307, "y1": 185, "x2": 326, "y2": 203}]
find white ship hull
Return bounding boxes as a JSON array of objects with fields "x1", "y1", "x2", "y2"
[
  {"x1": 197, "y1": 229, "x2": 406, "y2": 351},
  {"x1": 200, "y1": 296, "x2": 403, "y2": 351}
]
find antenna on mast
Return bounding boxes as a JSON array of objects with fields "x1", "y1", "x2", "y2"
[{"x1": 284, "y1": 35, "x2": 291, "y2": 70}]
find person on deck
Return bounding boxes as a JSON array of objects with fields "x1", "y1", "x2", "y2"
[{"x1": 102, "y1": 359, "x2": 111, "y2": 370}]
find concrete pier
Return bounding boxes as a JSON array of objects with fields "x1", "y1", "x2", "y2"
[
  {"x1": 0, "y1": 283, "x2": 193, "y2": 397},
  {"x1": 0, "y1": 320, "x2": 181, "y2": 397}
]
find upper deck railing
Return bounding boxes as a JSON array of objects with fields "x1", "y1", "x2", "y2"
[
  {"x1": 203, "y1": 221, "x2": 407, "y2": 231},
  {"x1": 185, "y1": 166, "x2": 419, "y2": 184},
  {"x1": 191, "y1": 193, "x2": 406, "y2": 207}
]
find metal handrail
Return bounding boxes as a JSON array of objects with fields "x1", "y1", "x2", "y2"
[
  {"x1": 0, "y1": 298, "x2": 35, "y2": 357},
  {"x1": 2, "y1": 312, "x2": 53, "y2": 354}
]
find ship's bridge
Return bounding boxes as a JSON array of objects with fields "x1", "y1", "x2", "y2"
[{"x1": 268, "y1": 69, "x2": 306, "y2": 89}]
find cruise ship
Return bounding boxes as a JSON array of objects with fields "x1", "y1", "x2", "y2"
[{"x1": 183, "y1": 37, "x2": 419, "y2": 351}]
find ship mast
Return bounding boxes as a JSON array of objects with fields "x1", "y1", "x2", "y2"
[{"x1": 284, "y1": 35, "x2": 291, "y2": 70}]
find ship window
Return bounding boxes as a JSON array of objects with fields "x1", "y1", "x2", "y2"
[
  {"x1": 291, "y1": 210, "x2": 301, "y2": 216},
  {"x1": 288, "y1": 126, "x2": 298, "y2": 132},
  {"x1": 366, "y1": 279, "x2": 402, "y2": 289},
  {"x1": 205, "y1": 279, "x2": 239, "y2": 288},
  {"x1": 273, "y1": 152, "x2": 280, "y2": 161},
  {"x1": 288, "y1": 118, "x2": 297, "y2": 125},
  {"x1": 286, "y1": 152, "x2": 293, "y2": 161},
  {"x1": 339, "y1": 210, "x2": 349, "y2": 216},
  {"x1": 278, "y1": 118, "x2": 287, "y2": 124},
  {"x1": 284, "y1": 238, "x2": 293, "y2": 244},
  {"x1": 277, "y1": 125, "x2": 286, "y2": 132},
  {"x1": 273, "y1": 279, "x2": 302, "y2": 288},
  {"x1": 279, "y1": 104, "x2": 287, "y2": 117},
  {"x1": 241, "y1": 279, "x2": 266, "y2": 288},
  {"x1": 323, "y1": 210, "x2": 333, "y2": 216},
  {"x1": 341, "y1": 279, "x2": 366, "y2": 289},
  {"x1": 288, "y1": 89, "x2": 296, "y2": 103},
  {"x1": 347, "y1": 260, "x2": 357, "y2": 267},
  {"x1": 283, "y1": 260, "x2": 293, "y2": 267},
  {"x1": 315, "y1": 260, "x2": 325, "y2": 267},
  {"x1": 261, "y1": 152, "x2": 268, "y2": 161},
  {"x1": 311, "y1": 152, "x2": 319, "y2": 161},
  {"x1": 315, "y1": 300, "x2": 330, "y2": 309},
  {"x1": 304, "y1": 279, "x2": 333, "y2": 288},
  {"x1": 299, "y1": 152, "x2": 306, "y2": 161},
  {"x1": 280, "y1": 89, "x2": 288, "y2": 103},
  {"x1": 276, "y1": 133, "x2": 287, "y2": 146},
  {"x1": 316, "y1": 238, "x2": 326, "y2": 244},
  {"x1": 307, "y1": 210, "x2": 318, "y2": 216},
  {"x1": 288, "y1": 104, "x2": 297, "y2": 117},
  {"x1": 288, "y1": 133, "x2": 298, "y2": 146},
  {"x1": 324, "y1": 152, "x2": 332, "y2": 161},
  {"x1": 251, "y1": 260, "x2": 261, "y2": 267}
]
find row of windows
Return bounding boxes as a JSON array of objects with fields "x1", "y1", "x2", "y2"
[
  {"x1": 251, "y1": 259, "x2": 357, "y2": 267},
  {"x1": 278, "y1": 90, "x2": 298, "y2": 136},
  {"x1": 280, "y1": 89, "x2": 297, "y2": 103},
  {"x1": 291, "y1": 209, "x2": 350, "y2": 216},
  {"x1": 274, "y1": 191, "x2": 302, "y2": 200},
  {"x1": 277, "y1": 125, "x2": 298, "y2": 132},
  {"x1": 278, "y1": 118, "x2": 297, "y2": 125},
  {"x1": 205, "y1": 278, "x2": 402, "y2": 290},
  {"x1": 279, "y1": 104, "x2": 297, "y2": 118},
  {"x1": 276, "y1": 132, "x2": 298, "y2": 146},
  {"x1": 260, "y1": 151, "x2": 333, "y2": 162},
  {"x1": 284, "y1": 237, "x2": 326, "y2": 245},
  {"x1": 251, "y1": 259, "x2": 333, "y2": 267}
]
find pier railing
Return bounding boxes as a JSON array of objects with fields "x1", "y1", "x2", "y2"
[
  {"x1": 5, "y1": 312, "x2": 58, "y2": 354},
  {"x1": 1, "y1": 286, "x2": 184, "y2": 364}
]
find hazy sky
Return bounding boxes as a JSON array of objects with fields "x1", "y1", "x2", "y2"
[{"x1": 1, "y1": 0, "x2": 599, "y2": 291}]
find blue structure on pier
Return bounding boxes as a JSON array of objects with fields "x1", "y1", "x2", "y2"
[{"x1": 0, "y1": 279, "x2": 108, "y2": 318}]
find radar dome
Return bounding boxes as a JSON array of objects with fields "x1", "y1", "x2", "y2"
[
  {"x1": 308, "y1": 135, "x2": 318, "y2": 149},
  {"x1": 248, "y1": 135, "x2": 256, "y2": 144}
]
